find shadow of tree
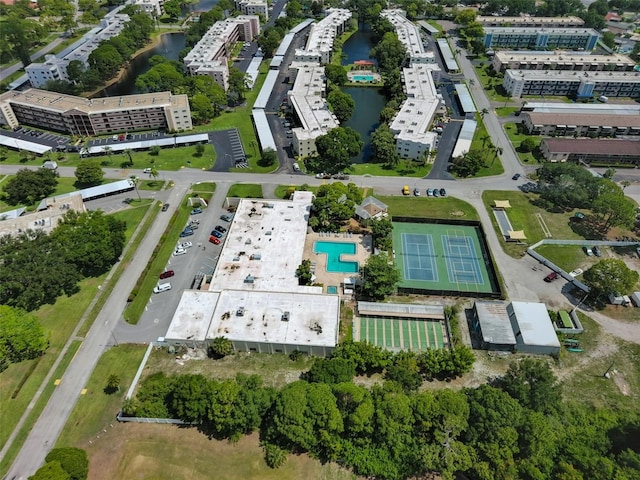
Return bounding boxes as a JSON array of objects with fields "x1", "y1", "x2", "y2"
[{"x1": 569, "y1": 215, "x2": 606, "y2": 240}]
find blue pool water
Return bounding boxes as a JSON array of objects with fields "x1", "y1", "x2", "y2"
[
  {"x1": 327, "y1": 286, "x2": 338, "y2": 294},
  {"x1": 353, "y1": 75, "x2": 374, "y2": 82},
  {"x1": 314, "y1": 241, "x2": 359, "y2": 273}
]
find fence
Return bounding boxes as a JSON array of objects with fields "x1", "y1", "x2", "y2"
[{"x1": 116, "y1": 413, "x2": 199, "y2": 425}]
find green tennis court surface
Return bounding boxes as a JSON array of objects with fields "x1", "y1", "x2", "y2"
[
  {"x1": 358, "y1": 316, "x2": 446, "y2": 351},
  {"x1": 393, "y1": 221, "x2": 498, "y2": 294}
]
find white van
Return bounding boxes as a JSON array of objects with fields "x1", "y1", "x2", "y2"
[{"x1": 153, "y1": 283, "x2": 172, "y2": 294}]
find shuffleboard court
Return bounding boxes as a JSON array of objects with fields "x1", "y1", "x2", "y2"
[
  {"x1": 392, "y1": 221, "x2": 499, "y2": 294},
  {"x1": 358, "y1": 316, "x2": 446, "y2": 351}
]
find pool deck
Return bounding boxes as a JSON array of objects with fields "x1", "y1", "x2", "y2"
[{"x1": 303, "y1": 232, "x2": 373, "y2": 296}]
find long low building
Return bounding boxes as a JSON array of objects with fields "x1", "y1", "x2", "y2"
[
  {"x1": 540, "y1": 138, "x2": 640, "y2": 165},
  {"x1": 381, "y1": 9, "x2": 436, "y2": 65},
  {"x1": 0, "y1": 89, "x2": 192, "y2": 135},
  {"x1": 483, "y1": 27, "x2": 600, "y2": 50},
  {"x1": 477, "y1": 15, "x2": 585, "y2": 28},
  {"x1": 492, "y1": 50, "x2": 636, "y2": 73},
  {"x1": 522, "y1": 111, "x2": 640, "y2": 137},
  {"x1": 503, "y1": 69, "x2": 640, "y2": 98},
  {"x1": 294, "y1": 8, "x2": 351, "y2": 65},
  {"x1": 163, "y1": 192, "x2": 341, "y2": 356},
  {"x1": 520, "y1": 101, "x2": 640, "y2": 115}
]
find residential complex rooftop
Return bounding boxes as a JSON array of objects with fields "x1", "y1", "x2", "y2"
[
  {"x1": 493, "y1": 50, "x2": 636, "y2": 67},
  {"x1": 542, "y1": 138, "x2": 640, "y2": 155},
  {"x1": 477, "y1": 15, "x2": 585, "y2": 27},
  {"x1": 505, "y1": 69, "x2": 640, "y2": 82},
  {"x1": 524, "y1": 111, "x2": 640, "y2": 128}
]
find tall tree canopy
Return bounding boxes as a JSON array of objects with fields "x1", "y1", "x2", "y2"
[
  {"x1": 309, "y1": 127, "x2": 363, "y2": 175},
  {"x1": 583, "y1": 259, "x2": 639, "y2": 300},
  {"x1": 2, "y1": 168, "x2": 58, "y2": 206},
  {"x1": 0, "y1": 305, "x2": 48, "y2": 370}
]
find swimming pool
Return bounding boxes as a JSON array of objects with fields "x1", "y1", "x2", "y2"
[
  {"x1": 314, "y1": 241, "x2": 359, "y2": 273},
  {"x1": 352, "y1": 75, "x2": 374, "y2": 82}
]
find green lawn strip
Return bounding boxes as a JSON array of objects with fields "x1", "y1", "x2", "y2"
[
  {"x1": 0, "y1": 341, "x2": 83, "y2": 476},
  {"x1": 227, "y1": 183, "x2": 263, "y2": 198},
  {"x1": 469, "y1": 113, "x2": 504, "y2": 177},
  {"x1": 379, "y1": 195, "x2": 479, "y2": 221},
  {"x1": 535, "y1": 244, "x2": 600, "y2": 272},
  {"x1": 427, "y1": 20, "x2": 443, "y2": 31},
  {"x1": 99, "y1": 144, "x2": 215, "y2": 171},
  {"x1": 123, "y1": 192, "x2": 211, "y2": 324},
  {"x1": 472, "y1": 62, "x2": 511, "y2": 103},
  {"x1": 348, "y1": 162, "x2": 432, "y2": 177},
  {"x1": 339, "y1": 303, "x2": 354, "y2": 343},
  {"x1": 495, "y1": 107, "x2": 519, "y2": 117},
  {"x1": 481, "y1": 190, "x2": 585, "y2": 258},
  {"x1": 56, "y1": 345, "x2": 147, "y2": 448},
  {"x1": 561, "y1": 314, "x2": 640, "y2": 410},
  {"x1": 330, "y1": 27, "x2": 357, "y2": 65},
  {"x1": 78, "y1": 202, "x2": 157, "y2": 337},
  {"x1": 191, "y1": 182, "x2": 216, "y2": 193},
  {"x1": 137, "y1": 180, "x2": 166, "y2": 191},
  {"x1": 503, "y1": 123, "x2": 540, "y2": 164}
]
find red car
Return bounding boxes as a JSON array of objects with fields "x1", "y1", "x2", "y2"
[
  {"x1": 544, "y1": 272, "x2": 559, "y2": 282},
  {"x1": 159, "y1": 270, "x2": 174, "y2": 279},
  {"x1": 209, "y1": 236, "x2": 221, "y2": 245}
]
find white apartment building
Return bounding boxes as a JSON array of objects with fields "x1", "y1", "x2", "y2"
[
  {"x1": 477, "y1": 15, "x2": 585, "y2": 28},
  {"x1": 492, "y1": 50, "x2": 637, "y2": 73},
  {"x1": 293, "y1": 8, "x2": 352, "y2": 65},
  {"x1": 183, "y1": 15, "x2": 260, "y2": 91},
  {"x1": 390, "y1": 64, "x2": 443, "y2": 160},
  {"x1": 131, "y1": 0, "x2": 163, "y2": 16},
  {"x1": 26, "y1": 14, "x2": 130, "y2": 88},
  {"x1": 288, "y1": 63, "x2": 339, "y2": 157},
  {"x1": 234, "y1": 0, "x2": 268, "y2": 20},
  {"x1": 381, "y1": 9, "x2": 436, "y2": 65}
]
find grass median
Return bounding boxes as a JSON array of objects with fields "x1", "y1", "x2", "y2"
[{"x1": 379, "y1": 195, "x2": 479, "y2": 221}]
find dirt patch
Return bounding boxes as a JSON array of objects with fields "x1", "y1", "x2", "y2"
[{"x1": 611, "y1": 370, "x2": 631, "y2": 396}]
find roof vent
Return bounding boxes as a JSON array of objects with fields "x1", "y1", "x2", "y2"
[
  {"x1": 281, "y1": 311, "x2": 290, "y2": 322},
  {"x1": 236, "y1": 306, "x2": 245, "y2": 316}
]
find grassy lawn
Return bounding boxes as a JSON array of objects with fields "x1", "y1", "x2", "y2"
[
  {"x1": 503, "y1": 123, "x2": 542, "y2": 165},
  {"x1": 427, "y1": 20, "x2": 443, "y2": 31},
  {"x1": 379, "y1": 195, "x2": 479, "y2": 221},
  {"x1": 481, "y1": 190, "x2": 584, "y2": 258},
  {"x1": 469, "y1": 113, "x2": 504, "y2": 177},
  {"x1": 0, "y1": 176, "x2": 90, "y2": 213},
  {"x1": 348, "y1": 161, "x2": 432, "y2": 177},
  {"x1": 192, "y1": 182, "x2": 216, "y2": 193},
  {"x1": 535, "y1": 244, "x2": 599, "y2": 272},
  {"x1": 274, "y1": 185, "x2": 318, "y2": 199},
  {"x1": 84, "y1": 425, "x2": 356, "y2": 480},
  {"x1": 495, "y1": 107, "x2": 519, "y2": 117},
  {"x1": 56, "y1": 345, "x2": 148, "y2": 448},
  {"x1": 599, "y1": 304, "x2": 640, "y2": 322},
  {"x1": 137, "y1": 179, "x2": 166, "y2": 191},
  {"x1": 227, "y1": 183, "x2": 263, "y2": 198},
  {"x1": 472, "y1": 63, "x2": 512, "y2": 103}
]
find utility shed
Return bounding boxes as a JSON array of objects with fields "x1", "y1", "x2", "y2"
[
  {"x1": 471, "y1": 301, "x2": 517, "y2": 351},
  {"x1": 508, "y1": 301, "x2": 560, "y2": 356}
]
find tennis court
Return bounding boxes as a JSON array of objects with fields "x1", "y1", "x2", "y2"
[
  {"x1": 393, "y1": 221, "x2": 499, "y2": 294},
  {"x1": 357, "y1": 316, "x2": 446, "y2": 351}
]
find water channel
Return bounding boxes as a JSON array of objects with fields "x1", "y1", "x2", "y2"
[{"x1": 340, "y1": 28, "x2": 385, "y2": 164}]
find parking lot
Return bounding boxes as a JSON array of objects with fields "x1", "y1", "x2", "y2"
[
  {"x1": 88, "y1": 130, "x2": 165, "y2": 147},
  {"x1": 4, "y1": 127, "x2": 70, "y2": 150}
]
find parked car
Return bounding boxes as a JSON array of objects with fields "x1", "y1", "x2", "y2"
[
  {"x1": 413, "y1": 188, "x2": 421, "y2": 196},
  {"x1": 191, "y1": 207, "x2": 203, "y2": 215},
  {"x1": 153, "y1": 283, "x2": 172, "y2": 293},
  {"x1": 593, "y1": 246, "x2": 602, "y2": 257},
  {"x1": 143, "y1": 168, "x2": 152, "y2": 174},
  {"x1": 402, "y1": 185, "x2": 410, "y2": 195},
  {"x1": 215, "y1": 225, "x2": 227, "y2": 233},
  {"x1": 569, "y1": 268, "x2": 584, "y2": 277},
  {"x1": 544, "y1": 272, "x2": 559, "y2": 282},
  {"x1": 173, "y1": 247, "x2": 187, "y2": 256},
  {"x1": 512, "y1": 173, "x2": 521, "y2": 180},
  {"x1": 583, "y1": 246, "x2": 594, "y2": 256},
  {"x1": 209, "y1": 236, "x2": 221, "y2": 245},
  {"x1": 427, "y1": 189, "x2": 434, "y2": 196},
  {"x1": 210, "y1": 230, "x2": 223, "y2": 238},
  {"x1": 159, "y1": 270, "x2": 174, "y2": 279},
  {"x1": 439, "y1": 188, "x2": 447, "y2": 197},
  {"x1": 180, "y1": 241, "x2": 193, "y2": 249},
  {"x1": 179, "y1": 229, "x2": 193, "y2": 237},
  {"x1": 433, "y1": 189, "x2": 440, "y2": 197},
  {"x1": 161, "y1": 203, "x2": 170, "y2": 212},
  {"x1": 220, "y1": 214, "x2": 234, "y2": 222}
]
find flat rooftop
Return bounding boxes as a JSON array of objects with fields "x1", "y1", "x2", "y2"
[
  {"x1": 208, "y1": 193, "x2": 315, "y2": 292},
  {"x1": 525, "y1": 102, "x2": 640, "y2": 115},
  {"x1": 206, "y1": 289, "x2": 339, "y2": 348},
  {"x1": 524, "y1": 111, "x2": 640, "y2": 128},
  {"x1": 505, "y1": 69, "x2": 640, "y2": 83},
  {"x1": 358, "y1": 301, "x2": 444, "y2": 319},
  {"x1": 164, "y1": 290, "x2": 220, "y2": 343},
  {"x1": 289, "y1": 65, "x2": 338, "y2": 138},
  {"x1": 509, "y1": 301, "x2": 560, "y2": 348},
  {"x1": 494, "y1": 50, "x2": 635, "y2": 66},
  {"x1": 543, "y1": 138, "x2": 640, "y2": 155},
  {"x1": 303, "y1": 8, "x2": 351, "y2": 55},
  {"x1": 477, "y1": 15, "x2": 584, "y2": 26},
  {"x1": 0, "y1": 88, "x2": 189, "y2": 114},
  {"x1": 484, "y1": 26, "x2": 599, "y2": 35},
  {"x1": 382, "y1": 9, "x2": 425, "y2": 56},
  {"x1": 474, "y1": 301, "x2": 517, "y2": 345}
]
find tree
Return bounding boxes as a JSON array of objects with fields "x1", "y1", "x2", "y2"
[
  {"x1": 2, "y1": 16, "x2": 45, "y2": 66},
  {"x1": 310, "y1": 127, "x2": 363, "y2": 175},
  {"x1": 309, "y1": 182, "x2": 362, "y2": 232},
  {"x1": 195, "y1": 143, "x2": 205, "y2": 157},
  {"x1": 0, "y1": 305, "x2": 48, "y2": 366},
  {"x1": 497, "y1": 358, "x2": 561, "y2": 413},
  {"x1": 601, "y1": 31, "x2": 616, "y2": 50},
  {"x1": 327, "y1": 90, "x2": 355, "y2": 123},
  {"x1": 2, "y1": 168, "x2": 58, "y2": 205},
  {"x1": 88, "y1": 44, "x2": 123, "y2": 80},
  {"x1": 305, "y1": 357, "x2": 356, "y2": 384},
  {"x1": 74, "y1": 160, "x2": 104, "y2": 187},
  {"x1": 263, "y1": 442, "x2": 288, "y2": 468},
  {"x1": 385, "y1": 351, "x2": 422, "y2": 391},
  {"x1": 370, "y1": 31, "x2": 407, "y2": 72},
  {"x1": 190, "y1": 93, "x2": 214, "y2": 124},
  {"x1": 163, "y1": 0, "x2": 181, "y2": 19},
  {"x1": 370, "y1": 217, "x2": 393, "y2": 251},
  {"x1": 44, "y1": 448, "x2": 89, "y2": 480},
  {"x1": 228, "y1": 66, "x2": 249, "y2": 104},
  {"x1": 149, "y1": 145, "x2": 161, "y2": 156},
  {"x1": 592, "y1": 192, "x2": 636, "y2": 232},
  {"x1": 519, "y1": 137, "x2": 538, "y2": 153},
  {"x1": 583, "y1": 259, "x2": 639, "y2": 300},
  {"x1": 455, "y1": 8, "x2": 477, "y2": 25},
  {"x1": 370, "y1": 124, "x2": 399, "y2": 166},
  {"x1": 28, "y1": 461, "x2": 71, "y2": 480},
  {"x1": 258, "y1": 28, "x2": 282, "y2": 58},
  {"x1": 295, "y1": 259, "x2": 313, "y2": 285},
  {"x1": 209, "y1": 336, "x2": 233, "y2": 358},
  {"x1": 325, "y1": 64, "x2": 348, "y2": 86},
  {"x1": 361, "y1": 253, "x2": 399, "y2": 300},
  {"x1": 450, "y1": 149, "x2": 485, "y2": 177},
  {"x1": 105, "y1": 374, "x2": 121, "y2": 394},
  {"x1": 259, "y1": 147, "x2": 277, "y2": 167}
]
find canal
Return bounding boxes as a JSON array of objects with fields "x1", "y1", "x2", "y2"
[{"x1": 340, "y1": 28, "x2": 385, "y2": 164}]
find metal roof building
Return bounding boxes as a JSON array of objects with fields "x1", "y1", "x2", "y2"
[
  {"x1": 83, "y1": 133, "x2": 209, "y2": 155},
  {"x1": 0, "y1": 134, "x2": 53, "y2": 154},
  {"x1": 436, "y1": 38, "x2": 459, "y2": 72},
  {"x1": 358, "y1": 301, "x2": 445, "y2": 320},
  {"x1": 274, "y1": 32, "x2": 296, "y2": 57},
  {"x1": 471, "y1": 301, "x2": 517, "y2": 351},
  {"x1": 290, "y1": 18, "x2": 314, "y2": 34},
  {"x1": 253, "y1": 70, "x2": 280, "y2": 109},
  {"x1": 417, "y1": 20, "x2": 440, "y2": 35},
  {"x1": 454, "y1": 84, "x2": 477, "y2": 113},
  {"x1": 251, "y1": 109, "x2": 277, "y2": 152},
  {"x1": 451, "y1": 118, "x2": 477, "y2": 159},
  {"x1": 508, "y1": 301, "x2": 560, "y2": 356}
]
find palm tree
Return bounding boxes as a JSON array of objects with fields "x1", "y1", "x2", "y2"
[
  {"x1": 455, "y1": 48, "x2": 461, "y2": 58},
  {"x1": 130, "y1": 175, "x2": 141, "y2": 201},
  {"x1": 103, "y1": 145, "x2": 112, "y2": 163},
  {"x1": 621, "y1": 180, "x2": 631, "y2": 191},
  {"x1": 491, "y1": 145, "x2": 503, "y2": 166},
  {"x1": 480, "y1": 107, "x2": 489, "y2": 119},
  {"x1": 468, "y1": 78, "x2": 475, "y2": 89}
]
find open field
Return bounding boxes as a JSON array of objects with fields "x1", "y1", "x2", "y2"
[
  {"x1": 495, "y1": 107, "x2": 519, "y2": 117},
  {"x1": 227, "y1": 183, "x2": 263, "y2": 198},
  {"x1": 534, "y1": 244, "x2": 600, "y2": 273},
  {"x1": 348, "y1": 161, "x2": 431, "y2": 177},
  {"x1": 481, "y1": 190, "x2": 583, "y2": 258},
  {"x1": 379, "y1": 195, "x2": 480, "y2": 221}
]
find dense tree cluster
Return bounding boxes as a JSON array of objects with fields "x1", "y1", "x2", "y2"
[
  {"x1": 584, "y1": 259, "x2": 639, "y2": 302},
  {"x1": 361, "y1": 253, "x2": 400, "y2": 300},
  {"x1": 0, "y1": 211, "x2": 125, "y2": 311},
  {"x1": 1, "y1": 168, "x2": 58, "y2": 206},
  {"x1": 369, "y1": 217, "x2": 393, "y2": 251},
  {"x1": 0, "y1": 305, "x2": 48, "y2": 372},
  {"x1": 536, "y1": 163, "x2": 636, "y2": 232},
  {"x1": 129, "y1": 352, "x2": 640, "y2": 480},
  {"x1": 307, "y1": 127, "x2": 363, "y2": 175},
  {"x1": 309, "y1": 182, "x2": 362, "y2": 232},
  {"x1": 29, "y1": 448, "x2": 88, "y2": 480}
]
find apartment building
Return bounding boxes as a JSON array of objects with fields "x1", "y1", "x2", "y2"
[
  {"x1": 0, "y1": 89, "x2": 192, "y2": 135},
  {"x1": 522, "y1": 111, "x2": 640, "y2": 137},
  {"x1": 293, "y1": 8, "x2": 352, "y2": 65},
  {"x1": 131, "y1": 0, "x2": 163, "y2": 16},
  {"x1": 483, "y1": 27, "x2": 600, "y2": 50},
  {"x1": 234, "y1": 0, "x2": 268, "y2": 19},
  {"x1": 540, "y1": 138, "x2": 640, "y2": 165},
  {"x1": 26, "y1": 14, "x2": 130, "y2": 88},
  {"x1": 492, "y1": 51, "x2": 636, "y2": 73},
  {"x1": 503, "y1": 70, "x2": 640, "y2": 98},
  {"x1": 381, "y1": 9, "x2": 436, "y2": 65},
  {"x1": 477, "y1": 15, "x2": 584, "y2": 28},
  {"x1": 183, "y1": 15, "x2": 260, "y2": 91}
]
